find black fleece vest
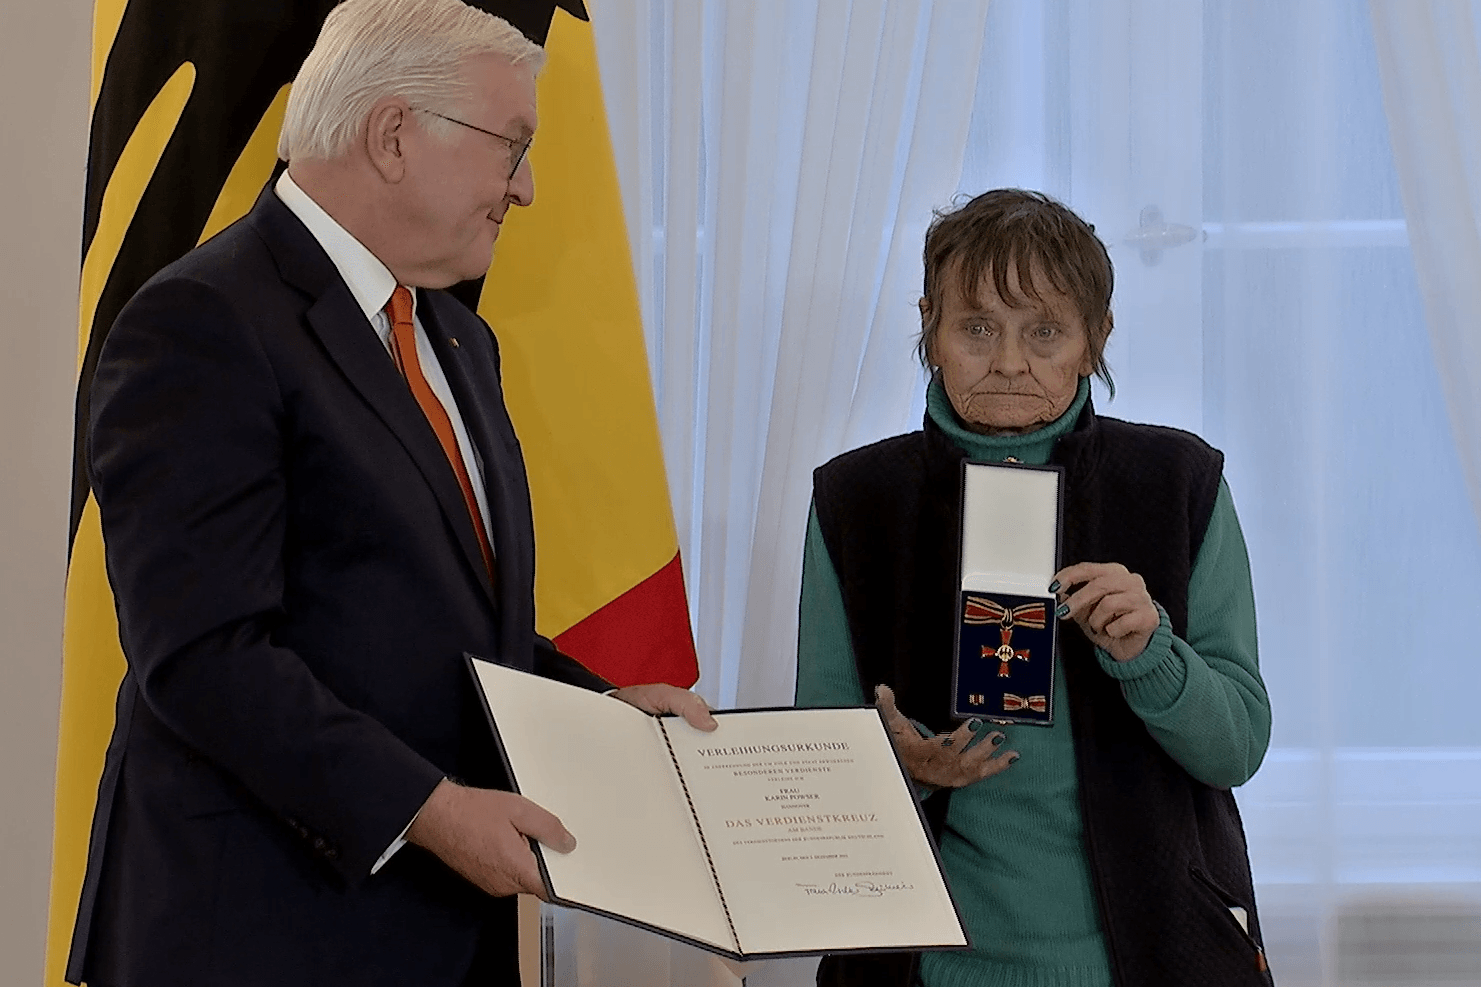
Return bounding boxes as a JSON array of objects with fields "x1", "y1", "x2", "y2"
[{"x1": 811, "y1": 401, "x2": 1272, "y2": 987}]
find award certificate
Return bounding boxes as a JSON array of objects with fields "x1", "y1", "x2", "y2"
[{"x1": 468, "y1": 657, "x2": 969, "y2": 961}]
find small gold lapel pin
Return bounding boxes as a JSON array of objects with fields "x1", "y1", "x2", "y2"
[{"x1": 450, "y1": 337, "x2": 460, "y2": 348}]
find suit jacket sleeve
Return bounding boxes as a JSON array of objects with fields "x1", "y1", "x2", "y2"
[
  {"x1": 89, "y1": 276, "x2": 444, "y2": 886},
  {"x1": 532, "y1": 636, "x2": 614, "y2": 691}
]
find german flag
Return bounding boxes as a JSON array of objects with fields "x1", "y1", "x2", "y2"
[{"x1": 47, "y1": 2, "x2": 696, "y2": 983}]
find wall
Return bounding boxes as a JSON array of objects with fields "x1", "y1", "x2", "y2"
[{"x1": 0, "y1": 0, "x2": 93, "y2": 982}]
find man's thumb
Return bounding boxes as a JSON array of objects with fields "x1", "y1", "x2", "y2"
[{"x1": 515, "y1": 798, "x2": 577, "y2": 855}]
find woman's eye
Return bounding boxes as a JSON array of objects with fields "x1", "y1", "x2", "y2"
[
  {"x1": 966, "y1": 323, "x2": 991, "y2": 336},
  {"x1": 1032, "y1": 324, "x2": 1060, "y2": 339}
]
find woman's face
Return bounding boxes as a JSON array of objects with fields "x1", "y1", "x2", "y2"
[{"x1": 925, "y1": 263, "x2": 1096, "y2": 435}]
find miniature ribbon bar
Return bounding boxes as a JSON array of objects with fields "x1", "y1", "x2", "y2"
[{"x1": 1002, "y1": 694, "x2": 1047, "y2": 714}]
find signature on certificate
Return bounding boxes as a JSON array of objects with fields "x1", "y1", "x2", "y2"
[{"x1": 796, "y1": 881, "x2": 915, "y2": 899}]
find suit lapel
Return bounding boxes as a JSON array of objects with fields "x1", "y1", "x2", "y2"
[
  {"x1": 248, "y1": 189, "x2": 496, "y2": 606},
  {"x1": 419, "y1": 293, "x2": 536, "y2": 648}
]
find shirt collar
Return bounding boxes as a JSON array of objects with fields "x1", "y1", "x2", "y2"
[{"x1": 275, "y1": 171, "x2": 404, "y2": 323}]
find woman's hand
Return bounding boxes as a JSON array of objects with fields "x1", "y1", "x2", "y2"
[
  {"x1": 1052, "y1": 562, "x2": 1159, "y2": 663},
  {"x1": 875, "y1": 685, "x2": 1017, "y2": 791}
]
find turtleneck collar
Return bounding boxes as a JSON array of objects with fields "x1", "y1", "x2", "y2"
[{"x1": 925, "y1": 374, "x2": 1091, "y2": 466}]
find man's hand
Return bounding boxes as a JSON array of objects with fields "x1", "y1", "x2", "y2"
[
  {"x1": 1052, "y1": 562, "x2": 1159, "y2": 663},
  {"x1": 610, "y1": 683, "x2": 719, "y2": 731},
  {"x1": 406, "y1": 779, "x2": 574, "y2": 899},
  {"x1": 876, "y1": 685, "x2": 1016, "y2": 791}
]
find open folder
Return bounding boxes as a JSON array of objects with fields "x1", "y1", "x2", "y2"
[{"x1": 467, "y1": 656, "x2": 970, "y2": 961}]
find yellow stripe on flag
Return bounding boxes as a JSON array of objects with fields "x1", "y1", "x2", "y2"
[
  {"x1": 45, "y1": 498, "x2": 126, "y2": 987},
  {"x1": 77, "y1": 61, "x2": 195, "y2": 371},
  {"x1": 199, "y1": 84, "x2": 291, "y2": 246},
  {"x1": 482, "y1": 8, "x2": 681, "y2": 641}
]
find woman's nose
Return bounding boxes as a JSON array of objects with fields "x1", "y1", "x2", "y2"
[{"x1": 990, "y1": 331, "x2": 1030, "y2": 374}]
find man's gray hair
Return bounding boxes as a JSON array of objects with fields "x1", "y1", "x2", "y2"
[{"x1": 278, "y1": 0, "x2": 545, "y2": 161}]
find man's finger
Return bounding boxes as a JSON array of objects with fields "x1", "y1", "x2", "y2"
[
  {"x1": 651, "y1": 686, "x2": 716, "y2": 729},
  {"x1": 678, "y1": 692, "x2": 719, "y2": 732},
  {"x1": 509, "y1": 847, "x2": 550, "y2": 900},
  {"x1": 510, "y1": 796, "x2": 577, "y2": 855},
  {"x1": 615, "y1": 685, "x2": 720, "y2": 731}
]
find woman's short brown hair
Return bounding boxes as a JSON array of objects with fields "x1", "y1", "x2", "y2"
[{"x1": 918, "y1": 188, "x2": 1115, "y2": 393}]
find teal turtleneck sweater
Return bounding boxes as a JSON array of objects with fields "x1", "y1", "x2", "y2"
[{"x1": 794, "y1": 377, "x2": 1269, "y2": 987}]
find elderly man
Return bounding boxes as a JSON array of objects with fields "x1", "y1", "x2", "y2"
[{"x1": 66, "y1": 2, "x2": 712, "y2": 985}]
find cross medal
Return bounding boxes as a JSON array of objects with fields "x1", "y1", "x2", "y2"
[{"x1": 964, "y1": 597, "x2": 1047, "y2": 678}]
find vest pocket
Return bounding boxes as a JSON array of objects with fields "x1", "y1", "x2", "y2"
[{"x1": 1190, "y1": 865, "x2": 1270, "y2": 974}]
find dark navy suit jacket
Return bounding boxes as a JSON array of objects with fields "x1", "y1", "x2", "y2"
[{"x1": 69, "y1": 188, "x2": 608, "y2": 987}]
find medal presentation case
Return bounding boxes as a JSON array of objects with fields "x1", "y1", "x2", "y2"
[{"x1": 952, "y1": 460, "x2": 1064, "y2": 726}]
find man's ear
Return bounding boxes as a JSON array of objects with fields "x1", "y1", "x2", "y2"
[{"x1": 365, "y1": 99, "x2": 410, "y2": 182}]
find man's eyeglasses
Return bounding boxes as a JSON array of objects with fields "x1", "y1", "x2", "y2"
[{"x1": 415, "y1": 108, "x2": 532, "y2": 180}]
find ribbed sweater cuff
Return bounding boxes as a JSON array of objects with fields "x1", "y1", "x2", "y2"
[{"x1": 1095, "y1": 605, "x2": 1185, "y2": 709}]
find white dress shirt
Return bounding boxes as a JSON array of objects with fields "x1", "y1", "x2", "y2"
[
  {"x1": 274, "y1": 172, "x2": 495, "y2": 547},
  {"x1": 275, "y1": 171, "x2": 489, "y2": 873}
]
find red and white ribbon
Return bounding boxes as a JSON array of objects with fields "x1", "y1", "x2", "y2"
[
  {"x1": 964, "y1": 597, "x2": 1047, "y2": 629},
  {"x1": 1002, "y1": 693, "x2": 1047, "y2": 714}
]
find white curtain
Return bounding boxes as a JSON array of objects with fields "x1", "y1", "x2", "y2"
[
  {"x1": 536, "y1": 2, "x2": 993, "y2": 984},
  {"x1": 1371, "y1": 0, "x2": 1481, "y2": 532},
  {"x1": 961, "y1": 1, "x2": 1481, "y2": 985},
  {"x1": 595, "y1": 0, "x2": 994, "y2": 715}
]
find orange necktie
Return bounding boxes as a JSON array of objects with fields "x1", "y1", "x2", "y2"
[{"x1": 386, "y1": 286, "x2": 496, "y2": 585}]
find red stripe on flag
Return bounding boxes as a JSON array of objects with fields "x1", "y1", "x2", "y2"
[{"x1": 553, "y1": 552, "x2": 698, "y2": 688}]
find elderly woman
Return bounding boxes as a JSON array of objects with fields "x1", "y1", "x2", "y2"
[{"x1": 796, "y1": 189, "x2": 1272, "y2": 987}]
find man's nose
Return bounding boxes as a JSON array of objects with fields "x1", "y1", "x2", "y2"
[{"x1": 507, "y1": 156, "x2": 534, "y2": 207}]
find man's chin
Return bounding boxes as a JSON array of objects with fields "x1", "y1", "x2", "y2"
[{"x1": 454, "y1": 249, "x2": 498, "y2": 285}]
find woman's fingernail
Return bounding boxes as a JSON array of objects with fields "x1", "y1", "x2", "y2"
[
  {"x1": 966, "y1": 718, "x2": 982, "y2": 731},
  {"x1": 1008, "y1": 754, "x2": 1020, "y2": 764},
  {"x1": 1048, "y1": 579, "x2": 1061, "y2": 594},
  {"x1": 1056, "y1": 603, "x2": 1070, "y2": 618},
  {"x1": 992, "y1": 733, "x2": 1005, "y2": 746}
]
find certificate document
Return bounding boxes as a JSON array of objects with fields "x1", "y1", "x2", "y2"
[{"x1": 468, "y1": 657, "x2": 969, "y2": 961}]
